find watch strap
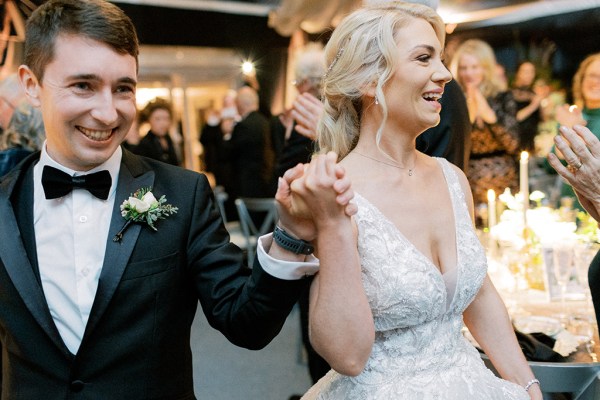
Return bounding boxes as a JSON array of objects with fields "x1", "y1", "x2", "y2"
[{"x1": 273, "y1": 226, "x2": 315, "y2": 255}]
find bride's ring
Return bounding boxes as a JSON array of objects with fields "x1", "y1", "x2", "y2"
[{"x1": 568, "y1": 160, "x2": 583, "y2": 173}]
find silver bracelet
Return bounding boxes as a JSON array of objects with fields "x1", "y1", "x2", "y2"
[{"x1": 524, "y1": 378, "x2": 540, "y2": 392}]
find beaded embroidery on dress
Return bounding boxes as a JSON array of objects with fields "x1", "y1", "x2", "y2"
[{"x1": 301, "y1": 158, "x2": 528, "y2": 400}]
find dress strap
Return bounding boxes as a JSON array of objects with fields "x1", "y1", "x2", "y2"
[{"x1": 434, "y1": 158, "x2": 471, "y2": 225}]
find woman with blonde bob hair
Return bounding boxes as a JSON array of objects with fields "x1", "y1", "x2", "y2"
[
  {"x1": 449, "y1": 39, "x2": 520, "y2": 213},
  {"x1": 290, "y1": 2, "x2": 540, "y2": 399},
  {"x1": 553, "y1": 51, "x2": 600, "y2": 140},
  {"x1": 572, "y1": 52, "x2": 600, "y2": 110}
]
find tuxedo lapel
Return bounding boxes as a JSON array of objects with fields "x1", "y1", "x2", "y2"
[
  {"x1": 0, "y1": 156, "x2": 72, "y2": 356},
  {"x1": 83, "y1": 151, "x2": 154, "y2": 339}
]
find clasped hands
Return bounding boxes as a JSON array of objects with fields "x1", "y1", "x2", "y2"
[{"x1": 275, "y1": 151, "x2": 356, "y2": 242}]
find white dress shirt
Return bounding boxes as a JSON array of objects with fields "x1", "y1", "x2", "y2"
[
  {"x1": 32, "y1": 143, "x2": 318, "y2": 354},
  {"x1": 34, "y1": 144, "x2": 121, "y2": 354}
]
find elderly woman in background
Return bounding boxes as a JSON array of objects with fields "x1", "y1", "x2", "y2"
[
  {"x1": 0, "y1": 102, "x2": 45, "y2": 176},
  {"x1": 548, "y1": 52, "x2": 600, "y2": 208},
  {"x1": 450, "y1": 39, "x2": 520, "y2": 215},
  {"x1": 555, "y1": 53, "x2": 600, "y2": 135}
]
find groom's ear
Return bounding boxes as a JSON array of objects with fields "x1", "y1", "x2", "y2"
[{"x1": 18, "y1": 65, "x2": 42, "y2": 108}]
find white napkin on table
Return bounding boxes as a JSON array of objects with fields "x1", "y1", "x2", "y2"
[{"x1": 553, "y1": 329, "x2": 579, "y2": 356}]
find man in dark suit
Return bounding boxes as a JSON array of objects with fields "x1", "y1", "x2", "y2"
[
  {"x1": 0, "y1": 1, "x2": 354, "y2": 398},
  {"x1": 224, "y1": 86, "x2": 275, "y2": 199}
]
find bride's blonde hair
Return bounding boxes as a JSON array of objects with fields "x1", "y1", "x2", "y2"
[{"x1": 317, "y1": 1, "x2": 445, "y2": 158}]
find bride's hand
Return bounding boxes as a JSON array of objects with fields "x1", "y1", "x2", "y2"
[
  {"x1": 275, "y1": 153, "x2": 356, "y2": 240},
  {"x1": 290, "y1": 152, "x2": 350, "y2": 224}
]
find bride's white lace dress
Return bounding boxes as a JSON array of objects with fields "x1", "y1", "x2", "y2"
[{"x1": 301, "y1": 158, "x2": 529, "y2": 400}]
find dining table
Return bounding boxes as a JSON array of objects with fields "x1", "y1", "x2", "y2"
[{"x1": 485, "y1": 241, "x2": 600, "y2": 363}]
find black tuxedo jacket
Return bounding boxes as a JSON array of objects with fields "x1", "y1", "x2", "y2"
[
  {"x1": 0, "y1": 150, "x2": 308, "y2": 399},
  {"x1": 223, "y1": 111, "x2": 275, "y2": 198}
]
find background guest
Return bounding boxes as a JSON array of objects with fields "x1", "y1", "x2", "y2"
[
  {"x1": 200, "y1": 108, "x2": 223, "y2": 181},
  {"x1": 273, "y1": 43, "x2": 325, "y2": 181},
  {"x1": 204, "y1": 107, "x2": 239, "y2": 221},
  {"x1": 547, "y1": 52, "x2": 600, "y2": 208},
  {"x1": 134, "y1": 98, "x2": 181, "y2": 166},
  {"x1": 450, "y1": 39, "x2": 520, "y2": 217},
  {"x1": 200, "y1": 90, "x2": 239, "y2": 182},
  {"x1": 556, "y1": 53, "x2": 600, "y2": 138},
  {"x1": 222, "y1": 86, "x2": 274, "y2": 200},
  {"x1": 511, "y1": 61, "x2": 548, "y2": 152},
  {"x1": 0, "y1": 101, "x2": 45, "y2": 176},
  {"x1": 0, "y1": 73, "x2": 26, "y2": 135}
]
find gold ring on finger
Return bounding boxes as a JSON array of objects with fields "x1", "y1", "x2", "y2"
[{"x1": 568, "y1": 160, "x2": 583, "y2": 173}]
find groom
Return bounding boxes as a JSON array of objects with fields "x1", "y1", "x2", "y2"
[{"x1": 0, "y1": 1, "x2": 354, "y2": 398}]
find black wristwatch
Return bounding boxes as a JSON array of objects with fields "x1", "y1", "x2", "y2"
[{"x1": 273, "y1": 226, "x2": 315, "y2": 255}]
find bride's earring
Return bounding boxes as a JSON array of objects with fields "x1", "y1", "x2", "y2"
[{"x1": 375, "y1": 96, "x2": 379, "y2": 105}]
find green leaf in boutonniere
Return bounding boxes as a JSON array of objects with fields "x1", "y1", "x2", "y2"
[{"x1": 113, "y1": 187, "x2": 178, "y2": 243}]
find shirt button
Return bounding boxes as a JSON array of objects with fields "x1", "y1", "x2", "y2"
[
  {"x1": 81, "y1": 267, "x2": 90, "y2": 277},
  {"x1": 79, "y1": 215, "x2": 88, "y2": 223}
]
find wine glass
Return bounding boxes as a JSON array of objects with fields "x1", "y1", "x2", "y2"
[
  {"x1": 499, "y1": 241, "x2": 526, "y2": 314},
  {"x1": 553, "y1": 242, "x2": 574, "y2": 324},
  {"x1": 573, "y1": 242, "x2": 599, "y2": 313}
]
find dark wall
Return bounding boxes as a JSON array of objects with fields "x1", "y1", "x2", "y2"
[{"x1": 115, "y1": 4, "x2": 289, "y2": 48}]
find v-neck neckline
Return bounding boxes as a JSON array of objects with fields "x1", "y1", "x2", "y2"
[{"x1": 354, "y1": 158, "x2": 462, "y2": 309}]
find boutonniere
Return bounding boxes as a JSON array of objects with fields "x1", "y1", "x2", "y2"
[{"x1": 113, "y1": 187, "x2": 178, "y2": 243}]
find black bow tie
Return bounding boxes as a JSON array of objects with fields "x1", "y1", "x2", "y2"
[{"x1": 42, "y1": 165, "x2": 112, "y2": 200}]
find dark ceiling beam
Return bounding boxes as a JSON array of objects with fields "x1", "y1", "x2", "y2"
[{"x1": 114, "y1": 3, "x2": 290, "y2": 49}]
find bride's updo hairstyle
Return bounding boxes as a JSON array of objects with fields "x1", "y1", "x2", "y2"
[{"x1": 317, "y1": 1, "x2": 445, "y2": 158}]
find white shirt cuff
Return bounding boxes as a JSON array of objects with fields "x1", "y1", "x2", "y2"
[{"x1": 256, "y1": 233, "x2": 319, "y2": 280}]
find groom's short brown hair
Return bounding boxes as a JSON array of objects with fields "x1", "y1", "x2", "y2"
[{"x1": 24, "y1": 0, "x2": 139, "y2": 82}]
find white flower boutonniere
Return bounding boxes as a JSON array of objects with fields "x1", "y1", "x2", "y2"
[{"x1": 113, "y1": 187, "x2": 178, "y2": 243}]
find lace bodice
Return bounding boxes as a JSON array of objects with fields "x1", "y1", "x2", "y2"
[{"x1": 302, "y1": 158, "x2": 528, "y2": 399}]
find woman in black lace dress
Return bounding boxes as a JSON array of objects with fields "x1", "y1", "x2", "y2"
[{"x1": 450, "y1": 39, "x2": 520, "y2": 207}]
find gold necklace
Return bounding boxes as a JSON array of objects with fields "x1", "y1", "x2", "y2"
[{"x1": 352, "y1": 151, "x2": 414, "y2": 176}]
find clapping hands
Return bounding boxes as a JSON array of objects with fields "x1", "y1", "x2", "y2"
[
  {"x1": 548, "y1": 125, "x2": 600, "y2": 222},
  {"x1": 555, "y1": 104, "x2": 587, "y2": 128},
  {"x1": 291, "y1": 93, "x2": 324, "y2": 141}
]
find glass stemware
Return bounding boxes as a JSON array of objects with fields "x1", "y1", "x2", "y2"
[
  {"x1": 499, "y1": 241, "x2": 526, "y2": 315},
  {"x1": 552, "y1": 242, "x2": 574, "y2": 324},
  {"x1": 573, "y1": 242, "x2": 600, "y2": 313}
]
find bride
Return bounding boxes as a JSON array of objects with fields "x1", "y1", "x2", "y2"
[{"x1": 289, "y1": 2, "x2": 542, "y2": 399}]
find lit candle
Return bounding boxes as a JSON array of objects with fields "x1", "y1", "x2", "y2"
[
  {"x1": 520, "y1": 151, "x2": 529, "y2": 227},
  {"x1": 487, "y1": 189, "x2": 497, "y2": 229}
]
